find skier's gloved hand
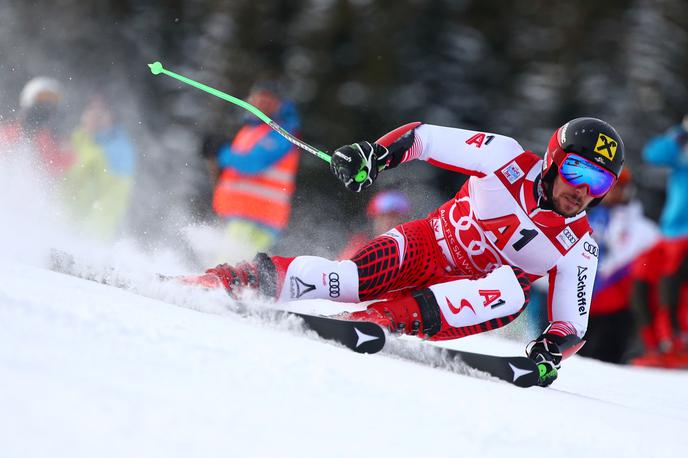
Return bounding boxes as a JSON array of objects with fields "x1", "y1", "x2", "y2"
[
  {"x1": 330, "y1": 141, "x2": 390, "y2": 192},
  {"x1": 526, "y1": 335, "x2": 562, "y2": 387}
]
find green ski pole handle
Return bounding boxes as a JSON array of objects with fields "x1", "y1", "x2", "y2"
[
  {"x1": 354, "y1": 169, "x2": 368, "y2": 183},
  {"x1": 148, "y1": 61, "x2": 369, "y2": 183}
]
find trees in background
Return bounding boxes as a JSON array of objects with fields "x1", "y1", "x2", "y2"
[{"x1": 1, "y1": 0, "x2": 686, "y2": 252}]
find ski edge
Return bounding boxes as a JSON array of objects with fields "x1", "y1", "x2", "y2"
[
  {"x1": 290, "y1": 312, "x2": 386, "y2": 354},
  {"x1": 443, "y1": 348, "x2": 541, "y2": 388}
]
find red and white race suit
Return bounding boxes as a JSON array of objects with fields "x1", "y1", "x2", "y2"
[{"x1": 275, "y1": 124, "x2": 598, "y2": 341}]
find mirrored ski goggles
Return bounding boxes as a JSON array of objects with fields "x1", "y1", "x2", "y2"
[{"x1": 558, "y1": 154, "x2": 616, "y2": 197}]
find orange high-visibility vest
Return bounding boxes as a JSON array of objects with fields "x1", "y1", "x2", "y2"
[{"x1": 212, "y1": 124, "x2": 299, "y2": 230}]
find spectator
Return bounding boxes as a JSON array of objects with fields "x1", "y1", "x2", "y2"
[
  {"x1": 578, "y1": 168, "x2": 661, "y2": 363},
  {"x1": 0, "y1": 76, "x2": 74, "y2": 177},
  {"x1": 208, "y1": 82, "x2": 301, "y2": 261},
  {"x1": 338, "y1": 190, "x2": 412, "y2": 259},
  {"x1": 63, "y1": 94, "x2": 137, "y2": 240},
  {"x1": 638, "y1": 117, "x2": 688, "y2": 367},
  {"x1": 628, "y1": 241, "x2": 672, "y2": 367}
]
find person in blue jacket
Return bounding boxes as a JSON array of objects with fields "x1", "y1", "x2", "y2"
[{"x1": 642, "y1": 116, "x2": 688, "y2": 364}]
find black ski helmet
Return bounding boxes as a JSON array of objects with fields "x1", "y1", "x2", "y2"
[{"x1": 542, "y1": 117, "x2": 625, "y2": 208}]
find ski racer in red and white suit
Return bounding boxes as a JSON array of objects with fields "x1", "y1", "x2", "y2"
[{"x1": 205, "y1": 117, "x2": 625, "y2": 386}]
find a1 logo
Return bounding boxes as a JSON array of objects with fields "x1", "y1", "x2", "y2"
[
  {"x1": 479, "y1": 289, "x2": 505, "y2": 309},
  {"x1": 465, "y1": 132, "x2": 495, "y2": 148}
]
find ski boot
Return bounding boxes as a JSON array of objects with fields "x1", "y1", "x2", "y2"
[
  {"x1": 339, "y1": 289, "x2": 441, "y2": 338},
  {"x1": 204, "y1": 253, "x2": 282, "y2": 299}
]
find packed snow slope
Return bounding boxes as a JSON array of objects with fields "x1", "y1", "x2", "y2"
[{"x1": 1, "y1": 261, "x2": 687, "y2": 458}]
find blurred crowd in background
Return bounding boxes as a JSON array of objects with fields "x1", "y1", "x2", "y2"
[
  {"x1": 1, "y1": 0, "x2": 688, "y2": 367},
  {"x1": 0, "y1": 77, "x2": 137, "y2": 241}
]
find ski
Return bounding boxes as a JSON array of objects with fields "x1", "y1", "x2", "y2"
[
  {"x1": 284, "y1": 312, "x2": 385, "y2": 354},
  {"x1": 441, "y1": 347, "x2": 540, "y2": 388},
  {"x1": 48, "y1": 249, "x2": 534, "y2": 377},
  {"x1": 48, "y1": 249, "x2": 385, "y2": 354}
]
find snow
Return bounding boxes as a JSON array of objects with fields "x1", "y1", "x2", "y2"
[
  {"x1": 0, "y1": 158, "x2": 686, "y2": 458},
  {"x1": 1, "y1": 261, "x2": 687, "y2": 458}
]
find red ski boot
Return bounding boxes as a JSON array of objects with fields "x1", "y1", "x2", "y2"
[
  {"x1": 203, "y1": 253, "x2": 284, "y2": 299},
  {"x1": 340, "y1": 289, "x2": 442, "y2": 338},
  {"x1": 205, "y1": 261, "x2": 260, "y2": 298}
]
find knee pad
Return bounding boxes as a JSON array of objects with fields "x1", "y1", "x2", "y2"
[{"x1": 425, "y1": 265, "x2": 531, "y2": 338}]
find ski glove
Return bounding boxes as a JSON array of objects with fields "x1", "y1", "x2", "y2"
[
  {"x1": 526, "y1": 335, "x2": 562, "y2": 387},
  {"x1": 331, "y1": 141, "x2": 390, "y2": 192}
]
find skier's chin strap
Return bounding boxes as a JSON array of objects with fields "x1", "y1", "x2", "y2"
[{"x1": 534, "y1": 173, "x2": 553, "y2": 211}]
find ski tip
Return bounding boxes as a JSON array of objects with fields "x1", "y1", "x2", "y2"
[
  {"x1": 351, "y1": 325, "x2": 386, "y2": 354},
  {"x1": 148, "y1": 61, "x2": 164, "y2": 75}
]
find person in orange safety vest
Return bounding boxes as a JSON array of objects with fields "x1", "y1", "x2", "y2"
[{"x1": 210, "y1": 82, "x2": 300, "y2": 261}]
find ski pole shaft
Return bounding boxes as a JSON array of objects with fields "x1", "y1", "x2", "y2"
[
  {"x1": 147, "y1": 61, "x2": 331, "y2": 164},
  {"x1": 148, "y1": 61, "x2": 370, "y2": 183}
]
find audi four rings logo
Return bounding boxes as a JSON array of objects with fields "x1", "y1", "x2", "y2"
[
  {"x1": 328, "y1": 272, "x2": 340, "y2": 298},
  {"x1": 583, "y1": 242, "x2": 598, "y2": 258}
]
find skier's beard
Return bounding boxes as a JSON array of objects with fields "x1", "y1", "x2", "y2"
[{"x1": 552, "y1": 193, "x2": 585, "y2": 217}]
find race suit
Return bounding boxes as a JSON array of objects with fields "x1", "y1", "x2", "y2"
[{"x1": 272, "y1": 123, "x2": 598, "y2": 343}]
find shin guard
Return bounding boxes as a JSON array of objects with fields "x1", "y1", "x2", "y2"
[
  {"x1": 276, "y1": 256, "x2": 360, "y2": 302},
  {"x1": 426, "y1": 265, "x2": 531, "y2": 341}
]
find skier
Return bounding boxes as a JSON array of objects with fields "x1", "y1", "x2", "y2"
[{"x1": 199, "y1": 117, "x2": 624, "y2": 387}]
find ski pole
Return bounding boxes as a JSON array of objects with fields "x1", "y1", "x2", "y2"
[{"x1": 147, "y1": 61, "x2": 369, "y2": 183}]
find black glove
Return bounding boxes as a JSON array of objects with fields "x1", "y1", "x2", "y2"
[
  {"x1": 526, "y1": 335, "x2": 562, "y2": 387},
  {"x1": 330, "y1": 141, "x2": 390, "y2": 192}
]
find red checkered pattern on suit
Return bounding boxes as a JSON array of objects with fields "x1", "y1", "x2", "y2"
[{"x1": 351, "y1": 219, "x2": 458, "y2": 301}]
